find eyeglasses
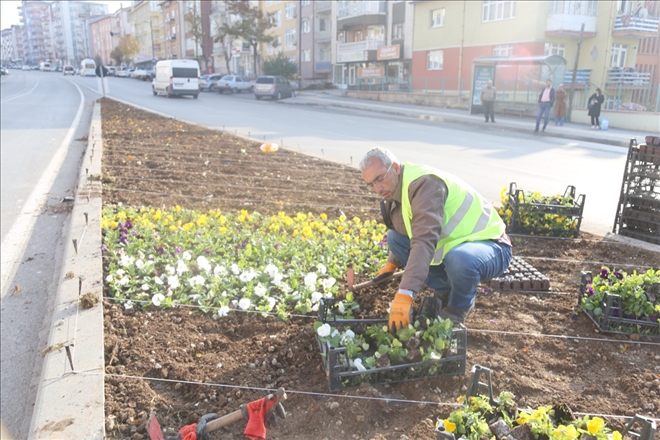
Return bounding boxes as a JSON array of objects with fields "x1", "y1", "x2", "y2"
[{"x1": 366, "y1": 163, "x2": 393, "y2": 189}]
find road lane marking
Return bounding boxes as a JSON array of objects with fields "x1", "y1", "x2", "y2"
[
  {"x1": 0, "y1": 82, "x2": 85, "y2": 297},
  {"x1": 0, "y1": 79, "x2": 40, "y2": 104}
]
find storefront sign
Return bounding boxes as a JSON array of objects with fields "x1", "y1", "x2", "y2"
[
  {"x1": 377, "y1": 45, "x2": 400, "y2": 61},
  {"x1": 337, "y1": 51, "x2": 368, "y2": 63},
  {"x1": 358, "y1": 66, "x2": 384, "y2": 78}
]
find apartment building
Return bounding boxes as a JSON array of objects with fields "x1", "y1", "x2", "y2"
[
  {"x1": 11, "y1": 25, "x2": 26, "y2": 64},
  {"x1": 260, "y1": 0, "x2": 299, "y2": 71},
  {"x1": 332, "y1": 0, "x2": 414, "y2": 90},
  {"x1": 50, "y1": 1, "x2": 108, "y2": 66},
  {"x1": 209, "y1": 0, "x2": 259, "y2": 76},
  {"x1": 160, "y1": 0, "x2": 186, "y2": 60},
  {"x1": 632, "y1": 1, "x2": 660, "y2": 109},
  {"x1": 89, "y1": 15, "x2": 113, "y2": 66},
  {"x1": 299, "y1": 0, "x2": 333, "y2": 84},
  {"x1": 129, "y1": 1, "x2": 164, "y2": 66},
  {"x1": 182, "y1": 0, "x2": 213, "y2": 71},
  {"x1": 18, "y1": 1, "x2": 53, "y2": 65},
  {"x1": 1, "y1": 29, "x2": 15, "y2": 64},
  {"x1": 411, "y1": 0, "x2": 658, "y2": 108}
]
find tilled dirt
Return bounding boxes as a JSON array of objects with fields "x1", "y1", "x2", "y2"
[{"x1": 99, "y1": 98, "x2": 660, "y2": 440}]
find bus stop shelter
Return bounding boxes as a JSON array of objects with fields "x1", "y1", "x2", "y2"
[{"x1": 470, "y1": 54, "x2": 567, "y2": 115}]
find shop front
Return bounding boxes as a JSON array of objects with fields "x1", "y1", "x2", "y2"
[{"x1": 333, "y1": 43, "x2": 410, "y2": 91}]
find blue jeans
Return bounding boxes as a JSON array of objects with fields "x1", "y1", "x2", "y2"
[
  {"x1": 554, "y1": 116, "x2": 564, "y2": 126},
  {"x1": 387, "y1": 230, "x2": 513, "y2": 310},
  {"x1": 535, "y1": 102, "x2": 552, "y2": 130}
]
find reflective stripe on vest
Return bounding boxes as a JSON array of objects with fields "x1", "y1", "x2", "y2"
[{"x1": 400, "y1": 163, "x2": 506, "y2": 264}]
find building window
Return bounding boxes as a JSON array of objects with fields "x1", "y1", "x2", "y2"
[
  {"x1": 548, "y1": 0, "x2": 598, "y2": 15},
  {"x1": 301, "y1": 0, "x2": 311, "y2": 5},
  {"x1": 610, "y1": 43, "x2": 627, "y2": 67},
  {"x1": 269, "y1": 10, "x2": 281, "y2": 28},
  {"x1": 392, "y1": 22, "x2": 403, "y2": 40},
  {"x1": 493, "y1": 44, "x2": 513, "y2": 57},
  {"x1": 544, "y1": 42, "x2": 565, "y2": 57},
  {"x1": 266, "y1": 0, "x2": 272, "y2": 6},
  {"x1": 302, "y1": 18, "x2": 310, "y2": 33},
  {"x1": 319, "y1": 47, "x2": 330, "y2": 61},
  {"x1": 285, "y1": 28, "x2": 296, "y2": 49},
  {"x1": 267, "y1": 36, "x2": 282, "y2": 55},
  {"x1": 285, "y1": 2, "x2": 296, "y2": 20},
  {"x1": 483, "y1": 0, "x2": 516, "y2": 22},
  {"x1": 427, "y1": 50, "x2": 443, "y2": 70},
  {"x1": 367, "y1": 25, "x2": 384, "y2": 41},
  {"x1": 355, "y1": 30, "x2": 363, "y2": 41},
  {"x1": 337, "y1": 31, "x2": 345, "y2": 43},
  {"x1": 302, "y1": 48, "x2": 311, "y2": 62},
  {"x1": 431, "y1": 8, "x2": 445, "y2": 27},
  {"x1": 319, "y1": 18, "x2": 327, "y2": 31}
]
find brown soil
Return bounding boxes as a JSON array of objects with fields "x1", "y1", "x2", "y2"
[{"x1": 99, "y1": 98, "x2": 660, "y2": 440}]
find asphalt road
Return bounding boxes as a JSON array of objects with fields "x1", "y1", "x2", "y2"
[
  {"x1": 75, "y1": 74, "x2": 628, "y2": 237},
  {"x1": 0, "y1": 69, "x2": 95, "y2": 439}
]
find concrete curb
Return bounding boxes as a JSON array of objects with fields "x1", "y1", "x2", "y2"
[
  {"x1": 282, "y1": 99, "x2": 633, "y2": 149},
  {"x1": 29, "y1": 103, "x2": 105, "y2": 439}
]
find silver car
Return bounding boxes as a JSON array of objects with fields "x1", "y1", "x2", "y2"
[{"x1": 254, "y1": 76, "x2": 294, "y2": 100}]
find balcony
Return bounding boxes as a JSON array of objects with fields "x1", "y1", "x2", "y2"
[
  {"x1": 336, "y1": 39, "x2": 385, "y2": 63},
  {"x1": 545, "y1": 14, "x2": 597, "y2": 37},
  {"x1": 315, "y1": 61, "x2": 332, "y2": 72},
  {"x1": 337, "y1": 1, "x2": 386, "y2": 28},
  {"x1": 612, "y1": 14, "x2": 659, "y2": 38},
  {"x1": 314, "y1": 29, "x2": 331, "y2": 41},
  {"x1": 314, "y1": 1, "x2": 331, "y2": 12},
  {"x1": 605, "y1": 68, "x2": 651, "y2": 89},
  {"x1": 563, "y1": 69, "x2": 591, "y2": 88}
]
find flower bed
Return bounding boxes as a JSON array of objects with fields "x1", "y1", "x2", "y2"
[
  {"x1": 434, "y1": 365, "x2": 654, "y2": 440},
  {"x1": 102, "y1": 206, "x2": 389, "y2": 318},
  {"x1": 498, "y1": 183, "x2": 585, "y2": 238},
  {"x1": 314, "y1": 308, "x2": 467, "y2": 391},
  {"x1": 579, "y1": 267, "x2": 660, "y2": 338}
]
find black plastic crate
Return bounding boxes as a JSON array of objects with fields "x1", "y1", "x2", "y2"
[
  {"x1": 316, "y1": 298, "x2": 467, "y2": 391},
  {"x1": 506, "y1": 182, "x2": 585, "y2": 238},
  {"x1": 578, "y1": 272, "x2": 660, "y2": 338}
]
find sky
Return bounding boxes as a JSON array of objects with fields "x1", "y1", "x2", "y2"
[{"x1": 1, "y1": 1, "x2": 123, "y2": 30}]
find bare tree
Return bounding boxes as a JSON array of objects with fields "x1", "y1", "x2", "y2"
[
  {"x1": 223, "y1": 0, "x2": 274, "y2": 77},
  {"x1": 212, "y1": 2, "x2": 234, "y2": 75},
  {"x1": 185, "y1": 2, "x2": 205, "y2": 67}
]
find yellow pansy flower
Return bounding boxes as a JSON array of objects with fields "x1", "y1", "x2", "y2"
[
  {"x1": 101, "y1": 218, "x2": 110, "y2": 229},
  {"x1": 175, "y1": 205, "x2": 181, "y2": 212},
  {"x1": 182, "y1": 223, "x2": 193, "y2": 231},
  {"x1": 587, "y1": 417, "x2": 605, "y2": 435},
  {"x1": 337, "y1": 225, "x2": 345, "y2": 232},
  {"x1": 612, "y1": 431, "x2": 622, "y2": 440},
  {"x1": 443, "y1": 420, "x2": 456, "y2": 433},
  {"x1": 169, "y1": 225, "x2": 177, "y2": 231},
  {"x1": 117, "y1": 211, "x2": 127, "y2": 220},
  {"x1": 153, "y1": 210, "x2": 162, "y2": 221},
  {"x1": 339, "y1": 214, "x2": 346, "y2": 222},
  {"x1": 219, "y1": 226, "x2": 228, "y2": 234},
  {"x1": 320, "y1": 213, "x2": 327, "y2": 220},
  {"x1": 196, "y1": 214, "x2": 208, "y2": 226},
  {"x1": 353, "y1": 217, "x2": 361, "y2": 224}
]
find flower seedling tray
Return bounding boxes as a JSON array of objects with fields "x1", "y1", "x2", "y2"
[
  {"x1": 317, "y1": 298, "x2": 467, "y2": 391},
  {"x1": 506, "y1": 182, "x2": 585, "y2": 238},
  {"x1": 487, "y1": 256, "x2": 551, "y2": 291},
  {"x1": 579, "y1": 272, "x2": 660, "y2": 338}
]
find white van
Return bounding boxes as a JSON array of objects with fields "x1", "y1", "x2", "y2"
[
  {"x1": 152, "y1": 59, "x2": 200, "y2": 99},
  {"x1": 39, "y1": 62, "x2": 51, "y2": 72}
]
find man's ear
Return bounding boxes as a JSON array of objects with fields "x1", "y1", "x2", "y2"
[{"x1": 392, "y1": 162, "x2": 402, "y2": 176}]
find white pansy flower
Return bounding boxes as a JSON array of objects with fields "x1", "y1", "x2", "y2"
[
  {"x1": 141, "y1": 283, "x2": 149, "y2": 291},
  {"x1": 311, "y1": 291, "x2": 323, "y2": 304},
  {"x1": 154, "y1": 276, "x2": 164, "y2": 285},
  {"x1": 341, "y1": 329, "x2": 355, "y2": 345},
  {"x1": 321, "y1": 277, "x2": 336, "y2": 291},
  {"x1": 176, "y1": 260, "x2": 188, "y2": 276},
  {"x1": 304, "y1": 272, "x2": 318, "y2": 289},
  {"x1": 152, "y1": 293, "x2": 165, "y2": 306},
  {"x1": 182, "y1": 251, "x2": 192, "y2": 261},
  {"x1": 166, "y1": 265, "x2": 175, "y2": 276},
  {"x1": 124, "y1": 300, "x2": 133, "y2": 309},
  {"x1": 189, "y1": 275, "x2": 205, "y2": 287},
  {"x1": 218, "y1": 305, "x2": 230, "y2": 317},
  {"x1": 106, "y1": 275, "x2": 113, "y2": 282},
  {"x1": 119, "y1": 276, "x2": 130, "y2": 286},
  {"x1": 239, "y1": 269, "x2": 257, "y2": 283},
  {"x1": 317, "y1": 263, "x2": 327, "y2": 275},
  {"x1": 353, "y1": 358, "x2": 366, "y2": 371},
  {"x1": 213, "y1": 265, "x2": 227, "y2": 277},
  {"x1": 167, "y1": 275, "x2": 180, "y2": 289},
  {"x1": 331, "y1": 328, "x2": 340, "y2": 338},
  {"x1": 337, "y1": 301, "x2": 345, "y2": 314},
  {"x1": 265, "y1": 297, "x2": 276, "y2": 311},
  {"x1": 272, "y1": 273, "x2": 284, "y2": 285},
  {"x1": 197, "y1": 256, "x2": 212, "y2": 272},
  {"x1": 119, "y1": 255, "x2": 135, "y2": 267},
  {"x1": 116, "y1": 269, "x2": 126, "y2": 276},
  {"x1": 135, "y1": 259, "x2": 145, "y2": 270},
  {"x1": 238, "y1": 298, "x2": 251, "y2": 310},
  {"x1": 254, "y1": 283, "x2": 267, "y2": 297},
  {"x1": 316, "y1": 323, "x2": 331, "y2": 337},
  {"x1": 265, "y1": 263, "x2": 279, "y2": 278},
  {"x1": 231, "y1": 264, "x2": 240, "y2": 275}
]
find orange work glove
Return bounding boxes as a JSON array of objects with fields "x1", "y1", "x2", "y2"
[
  {"x1": 243, "y1": 397, "x2": 277, "y2": 439},
  {"x1": 389, "y1": 292, "x2": 413, "y2": 333},
  {"x1": 372, "y1": 261, "x2": 398, "y2": 283}
]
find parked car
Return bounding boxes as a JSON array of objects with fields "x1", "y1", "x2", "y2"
[
  {"x1": 115, "y1": 68, "x2": 131, "y2": 78},
  {"x1": 105, "y1": 66, "x2": 117, "y2": 76},
  {"x1": 22, "y1": 65, "x2": 30, "y2": 71},
  {"x1": 216, "y1": 75, "x2": 253, "y2": 94},
  {"x1": 200, "y1": 74, "x2": 223, "y2": 91},
  {"x1": 63, "y1": 65, "x2": 75, "y2": 75},
  {"x1": 253, "y1": 76, "x2": 294, "y2": 100},
  {"x1": 133, "y1": 68, "x2": 154, "y2": 81},
  {"x1": 1, "y1": 66, "x2": 8, "y2": 75}
]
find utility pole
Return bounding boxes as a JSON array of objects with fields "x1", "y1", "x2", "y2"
[
  {"x1": 567, "y1": 23, "x2": 584, "y2": 122},
  {"x1": 149, "y1": 20, "x2": 154, "y2": 59}
]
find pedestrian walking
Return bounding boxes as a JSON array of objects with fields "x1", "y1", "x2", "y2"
[
  {"x1": 480, "y1": 80, "x2": 496, "y2": 123},
  {"x1": 534, "y1": 79, "x2": 556, "y2": 132},
  {"x1": 554, "y1": 84, "x2": 567, "y2": 126},
  {"x1": 588, "y1": 88, "x2": 605, "y2": 129},
  {"x1": 359, "y1": 147, "x2": 512, "y2": 328}
]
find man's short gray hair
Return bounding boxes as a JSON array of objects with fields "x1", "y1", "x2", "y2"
[{"x1": 359, "y1": 147, "x2": 399, "y2": 172}]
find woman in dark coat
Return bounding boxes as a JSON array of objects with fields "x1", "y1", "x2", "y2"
[
  {"x1": 554, "y1": 84, "x2": 567, "y2": 126},
  {"x1": 588, "y1": 88, "x2": 604, "y2": 129}
]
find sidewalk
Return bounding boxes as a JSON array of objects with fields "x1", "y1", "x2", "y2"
[{"x1": 287, "y1": 90, "x2": 648, "y2": 149}]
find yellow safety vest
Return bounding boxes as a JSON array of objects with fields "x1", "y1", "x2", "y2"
[{"x1": 400, "y1": 163, "x2": 506, "y2": 265}]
